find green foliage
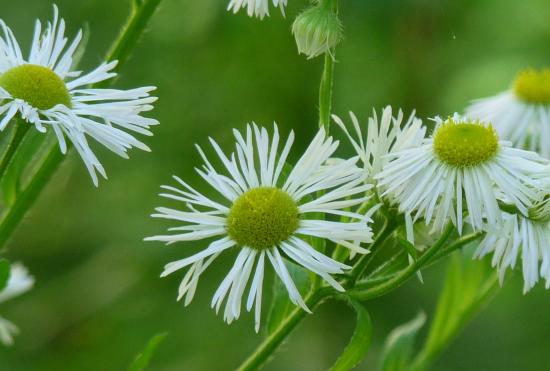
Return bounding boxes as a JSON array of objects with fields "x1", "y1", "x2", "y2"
[
  {"x1": 330, "y1": 300, "x2": 372, "y2": 371},
  {"x1": 265, "y1": 260, "x2": 311, "y2": 336},
  {"x1": 378, "y1": 312, "x2": 426, "y2": 371},
  {"x1": 410, "y1": 251, "x2": 499, "y2": 370},
  {"x1": 0, "y1": 258, "x2": 10, "y2": 291},
  {"x1": 128, "y1": 333, "x2": 168, "y2": 371}
]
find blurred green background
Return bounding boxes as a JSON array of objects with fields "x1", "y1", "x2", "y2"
[{"x1": 1, "y1": 0, "x2": 550, "y2": 370}]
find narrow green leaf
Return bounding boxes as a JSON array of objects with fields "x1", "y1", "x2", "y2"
[
  {"x1": 128, "y1": 332, "x2": 168, "y2": 371},
  {"x1": 378, "y1": 312, "x2": 426, "y2": 371},
  {"x1": 0, "y1": 259, "x2": 11, "y2": 291},
  {"x1": 265, "y1": 260, "x2": 310, "y2": 336},
  {"x1": 410, "y1": 251, "x2": 499, "y2": 370},
  {"x1": 330, "y1": 300, "x2": 372, "y2": 371}
]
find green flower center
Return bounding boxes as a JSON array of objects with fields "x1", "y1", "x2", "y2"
[
  {"x1": 513, "y1": 68, "x2": 550, "y2": 104},
  {"x1": 227, "y1": 187, "x2": 299, "y2": 250},
  {"x1": 0, "y1": 64, "x2": 71, "y2": 110},
  {"x1": 434, "y1": 118, "x2": 499, "y2": 168}
]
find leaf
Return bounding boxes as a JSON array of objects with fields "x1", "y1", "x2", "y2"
[
  {"x1": 264, "y1": 260, "x2": 311, "y2": 336},
  {"x1": 378, "y1": 312, "x2": 426, "y2": 371},
  {"x1": 1, "y1": 130, "x2": 45, "y2": 206},
  {"x1": 409, "y1": 251, "x2": 499, "y2": 370},
  {"x1": 330, "y1": 300, "x2": 372, "y2": 371},
  {"x1": 0, "y1": 259, "x2": 10, "y2": 291},
  {"x1": 128, "y1": 332, "x2": 168, "y2": 371}
]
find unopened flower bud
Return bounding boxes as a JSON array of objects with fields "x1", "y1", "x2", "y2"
[{"x1": 292, "y1": 4, "x2": 343, "y2": 59}]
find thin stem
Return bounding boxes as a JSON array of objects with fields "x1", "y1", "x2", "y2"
[
  {"x1": 0, "y1": 119, "x2": 30, "y2": 181},
  {"x1": 236, "y1": 289, "x2": 331, "y2": 371},
  {"x1": 347, "y1": 219, "x2": 398, "y2": 286},
  {"x1": 349, "y1": 224, "x2": 454, "y2": 301},
  {"x1": 0, "y1": 0, "x2": 163, "y2": 249},
  {"x1": 318, "y1": 51, "x2": 335, "y2": 131},
  {"x1": 428, "y1": 232, "x2": 484, "y2": 266}
]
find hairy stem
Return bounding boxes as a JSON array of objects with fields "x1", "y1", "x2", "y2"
[
  {"x1": 318, "y1": 51, "x2": 335, "y2": 132},
  {"x1": 0, "y1": 0, "x2": 163, "y2": 249}
]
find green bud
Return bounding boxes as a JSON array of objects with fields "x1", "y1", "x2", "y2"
[{"x1": 292, "y1": 4, "x2": 343, "y2": 59}]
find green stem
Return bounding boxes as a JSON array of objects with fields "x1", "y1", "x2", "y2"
[
  {"x1": 236, "y1": 289, "x2": 331, "y2": 371},
  {"x1": 318, "y1": 51, "x2": 335, "y2": 131},
  {"x1": 347, "y1": 220, "x2": 398, "y2": 286},
  {"x1": 0, "y1": 0, "x2": 163, "y2": 249},
  {"x1": 102, "y1": 0, "x2": 162, "y2": 78},
  {"x1": 349, "y1": 224, "x2": 454, "y2": 301},
  {"x1": 0, "y1": 119, "x2": 30, "y2": 182},
  {"x1": 428, "y1": 232, "x2": 484, "y2": 266}
]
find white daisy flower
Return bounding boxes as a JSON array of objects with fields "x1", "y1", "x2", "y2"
[
  {"x1": 475, "y1": 199, "x2": 550, "y2": 293},
  {"x1": 0, "y1": 263, "x2": 34, "y2": 346},
  {"x1": 227, "y1": 0, "x2": 287, "y2": 19},
  {"x1": 332, "y1": 106, "x2": 426, "y2": 186},
  {"x1": 333, "y1": 107, "x2": 428, "y2": 278},
  {"x1": 466, "y1": 68, "x2": 550, "y2": 158},
  {"x1": 146, "y1": 124, "x2": 374, "y2": 331},
  {"x1": 375, "y1": 114, "x2": 547, "y2": 234},
  {"x1": 0, "y1": 6, "x2": 158, "y2": 185}
]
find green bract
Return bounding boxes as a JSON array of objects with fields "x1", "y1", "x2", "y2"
[
  {"x1": 434, "y1": 118, "x2": 499, "y2": 168},
  {"x1": 513, "y1": 68, "x2": 550, "y2": 104},
  {"x1": 227, "y1": 187, "x2": 299, "y2": 250},
  {"x1": 0, "y1": 64, "x2": 71, "y2": 110}
]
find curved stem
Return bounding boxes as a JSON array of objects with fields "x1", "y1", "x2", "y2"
[
  {"x1": 349, "y1": 224, "x2": 454, "y2": 301},
  {"x1": 236, "y1": 289, "x2": 331, "y2": 371},
  {"x1": 0, "y1": 0, "x2": 163, "y2": 249}
]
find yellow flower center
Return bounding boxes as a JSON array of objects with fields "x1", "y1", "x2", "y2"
[
  {"x1": 434, "y1": 118, "x2": 499, "y2": 168},
  {"x1": 513, "y1": 68, "x2": 550, "y2": 104},
  {"x1": 227, "y1": 187, "x2": 299, "y2": 250},
  {"x1": 0, "y1": 64, "x2": 71, "y2": 110}
]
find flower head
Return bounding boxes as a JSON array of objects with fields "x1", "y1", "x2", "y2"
[
  {"x1": 0, "y1": 6, "x2": 158, "y2": 185},
  {"x1": 376, "y1": 114, "x2": 547, "y2": 234},
  {"x1": 227, "y1": 0, "x2": 287, "y2": 19},
  {"x1": 0, "y1": 263, "x2": 34, "y2": 346},
  {"x1": 146, "y1": 124, "x2": 374, "y2": 331},
  {"x1": 332, "y1": 106, "x2": 426, "y2": 186},
  {"x1": 466, "y1": 67, "x2": 550, "y2": 158},
  {"x1": 476, "y1": 204, "x2": 550, "y2": 293}
]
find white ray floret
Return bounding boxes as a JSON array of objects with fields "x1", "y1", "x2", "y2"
[
  {"x1": 0, "y1": 263, "x2": 34, "y2": 346},
  {"x1": 227, "y1": 0, "x2": 287, "y2": 19},
  {"x1": 333, "y1": 106, "x2": 428, "y2": 278},
  {"x1": 146, "y1": 124, "x2": 374, "y2": 331},
  {"x1": 466, "y1": 68, "x2": 550, "y2": 158},
  {"x1": 376, "y1": 113, "x2": 548, "y2": 234},
  {"x1": 475, "y1": 209, "x2": 550, "y2": 293},
  {"x1": 0, "y1": 6, "x2": 158, "y2": 186}
]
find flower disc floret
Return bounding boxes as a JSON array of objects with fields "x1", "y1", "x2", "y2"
[
  {"x1": 0, "y1": 64, "x2": 71, "y2": 110},
  {"x1": 434, "y1": 118, "x2": 499, "y2": 167},
  {"x1": 227, "y1": 187, "x2": 299, "y2": 250},
  {"x1": 513, "y1": 68, "x2": 550, "y2": 104}
]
